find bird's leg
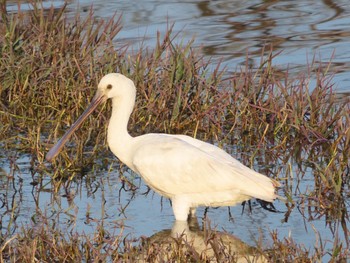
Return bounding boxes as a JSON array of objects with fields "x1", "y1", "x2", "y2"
[
  {"x1": 172, "y1": 196, "x2": 190, "y2": 221},
  {"x1": 189, "y1": 207, "x2": 196, "y2": 218},
  {"x1": 171, "y1": 220, "x2": 190, "y2": 237},
  {"x1": 188, "y1": 212, "x2": 200, "y2": 231}
]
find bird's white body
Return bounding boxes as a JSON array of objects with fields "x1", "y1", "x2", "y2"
[{"x1": 47, "y1": 73, "x2": 280, "y2": 221}]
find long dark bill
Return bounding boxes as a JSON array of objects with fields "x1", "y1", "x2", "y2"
[{"x1": 46, "y1": 91, "x2": 106, "y2": 162}]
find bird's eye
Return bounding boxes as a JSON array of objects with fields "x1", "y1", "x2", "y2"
[{"x1": 107, "y1": 84, "x2": 112, "y2": 90}]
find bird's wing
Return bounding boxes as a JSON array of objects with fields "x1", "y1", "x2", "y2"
[
  {"x1": 165, "y1": 134, "x2": 235, "y2": 164},
  {"x1": 132, "y1": 134, "x2": 277, "y2": 201}
]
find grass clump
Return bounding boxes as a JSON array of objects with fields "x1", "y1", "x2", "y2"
[
  {"x1": 1, "y1": 219, "x2": 348, "y2": 262},
  {"x1": 1, "y1": 2, "x2": 348, "y2": 170},
  {"x1": 0, "y1": 1, "x2": 122, "y2": 167}
]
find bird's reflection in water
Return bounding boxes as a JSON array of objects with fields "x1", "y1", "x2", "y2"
[{"x1": 140, "y1": 216, "x2": 268, "y2": 263}]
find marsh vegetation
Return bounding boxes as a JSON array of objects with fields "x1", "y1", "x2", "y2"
[{"x1": 0, "y1": 2, "x2": 349, "y2": 262}]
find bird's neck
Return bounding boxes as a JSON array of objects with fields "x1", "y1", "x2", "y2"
[{"x1": 107, "y1": 96, "x2": 134, "y2": 166}]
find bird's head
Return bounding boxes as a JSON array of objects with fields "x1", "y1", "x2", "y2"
[
  {"x1": 97, "y1": 73, "x2": 136, "y2": 100},
  {"x1": 46, "y1": 73, "x2": 135, "y2": 161}
]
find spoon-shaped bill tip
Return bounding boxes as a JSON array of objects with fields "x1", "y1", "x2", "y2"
[
  {"x1": 46, "y1": 138, "x2": 65, "y2": 161},
  {"x1": 46, "y1": 92, "x2": 106, "y2": 162}
]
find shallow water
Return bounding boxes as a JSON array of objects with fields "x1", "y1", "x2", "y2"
[
  {"x1": 0, "y1": 148, "x2": 348, "y2": 260},
  {"x1": 6, "y1": 0, "x2": 350, "y2": 91},
  {"x1": 2, "y1": 0, "x2": 350, "y2": 259},
  {"x1": 71, "y1": 0, "x2": 350, "y2": 93}
]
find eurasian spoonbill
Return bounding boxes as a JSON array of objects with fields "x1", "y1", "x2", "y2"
[{"x1": 46, "y1": 73, "x2": 280, "y2": 221}]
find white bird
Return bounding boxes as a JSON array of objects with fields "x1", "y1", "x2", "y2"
[{"x1": 46, "y1": 73, "x2": 280, "y2": 221}]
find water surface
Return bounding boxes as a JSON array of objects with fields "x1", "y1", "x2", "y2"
[{"x1": 71, "y1": 0, "x2": 350, "y2": 92}]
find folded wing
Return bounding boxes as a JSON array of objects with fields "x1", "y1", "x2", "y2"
[{"x1": 132, "y1": 134, "x2": 278, "y2": 202}]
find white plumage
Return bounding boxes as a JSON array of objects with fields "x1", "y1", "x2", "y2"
[{"x1": 46, "y1": 73, "x2": 280, "y2": 221}]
